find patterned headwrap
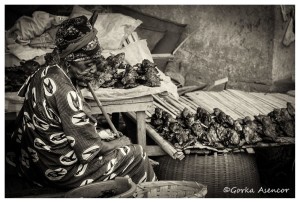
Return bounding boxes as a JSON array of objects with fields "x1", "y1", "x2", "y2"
[{"x1": 55, "y1": 15, "x2": 102, "y2": 62}]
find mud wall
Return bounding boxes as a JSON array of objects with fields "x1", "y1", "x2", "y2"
[{"x1": 128, "y1": 5, "x2": 294, "y2": 91}]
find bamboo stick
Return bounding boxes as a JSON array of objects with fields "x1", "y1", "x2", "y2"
[
  {"x1": 178, "y1": 97, "x2": 197, "y2": 112},
  {"x1": 168, "y1": 95, "x2": 190, "y2": 111},
  {"x1": 185, "y1": 93, "x2": 213, "y2": 113},
  {"x1": 206, "y1": 91, "x2": 245, "y2": 119},
  {"x1": 250, "y1": 92, "x2": 285, "y2": 108},
  {"x1": 154, "y1": 95, "x2": 179, "y2": 113},
  {"x1": 265, "y1": 93, "x2": 290, "y2": 105},
  {"x1": 145, "y1": 110, "x2": 152, "y2": 118},
  {"x1": 226, "y1": 89, "x2": 271, "y2": 115},
  {"x1": 196, "y1": 92, "x2": 238, "y2": 117},
  {"x1": 153, "y1": 95, "x2": 180, "y2": 116},
  {"x1": 153, "y1": 101, "x2": 177, "y2": 118},
  {"x1": 179, "y1": 96, "x2": 198, "y2": 110},
  {"x1": 164, "y1": 96, "x2": 185, "y2": 111},
  {"x1": 248, "y1": 93, "x2": 280, "y2": 109},
  {"x1": 194, "y1": 91, "x2": 221, "y2": 111},
  {"x1": 216, "y1": 91, "x2": 255, "y2": 118},
  {"x1": 272, "y1": 93, "x2": 295, "y2": 104},
  {"x1": 221, "y1": 90, "x2": 263, "y2": 116},
  {"x1": 180, "y1": 96, "x2": 201, "y2": 110},
  {"x1": 219, "y1": 91, "x2": 258, "y2": 118},
  {"x1": 186, "y1": 93, "x2": 213, "y2": 110}
]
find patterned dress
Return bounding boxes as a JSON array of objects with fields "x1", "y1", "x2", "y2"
[{"x1": 11, "y1": 64, "x2": 156, "y2": 189}]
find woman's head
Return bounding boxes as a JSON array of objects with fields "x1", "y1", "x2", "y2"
[{"x1": 55, "y1": 15, "x2": 101, "y2": 83}]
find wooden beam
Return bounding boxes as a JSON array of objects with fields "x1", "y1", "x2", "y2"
[
  {"x1": 90, "y1": 102, "x2": 153, "y2": 114},
  {"x1": 136, "y1": 111, "x2": 146, "y2": 147},
  {"x1": 151, "y1": 53, "x2": 174, "y2": 59},
  {"x1": 145, "y1": 145, "x2": 167, "y2": 156}
]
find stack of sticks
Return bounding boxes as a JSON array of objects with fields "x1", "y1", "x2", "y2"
[
  {"x1": 150, "y1": 89, "x2": 295, "y2": 120},
  {"x1": 129, "y1": 89, "x2": 295, "y2": 159}
]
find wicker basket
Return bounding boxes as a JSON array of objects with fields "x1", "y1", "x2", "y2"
[
  {"x1": 154, "y1": 153, "x2": 262, "y2": 198},
  {"x1": 133, "y1": 180, "x2": 207, "y2": 198}
]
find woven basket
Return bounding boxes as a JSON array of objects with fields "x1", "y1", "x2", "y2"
[
  {"x1": 133, "y1": 180, "x2": 207, "y2": 198},
  {"x1": 154, "y1": 153, "x2": 262, "y2": 198}
]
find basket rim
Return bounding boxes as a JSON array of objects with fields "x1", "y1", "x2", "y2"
[
  {"x1": 134, "y1": 180, "x2": 208, "y2": 198},
  {"x1": 137, "y1": 180, "x2": 207, "y2": 187}
]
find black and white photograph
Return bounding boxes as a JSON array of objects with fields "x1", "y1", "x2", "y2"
[{"x1": 3, "y1": 1, "x2": 296, "y2": 199}]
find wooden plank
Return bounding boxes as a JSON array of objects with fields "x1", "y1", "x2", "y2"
[
  {"x1": 151, "y1": 53, "x2": 174, "y2": 59},
  {"x1": 88, "y1": 95, "x2": 153, "y2": 107},
  {"x1": 145, "y1": 145, "x2": 167, "y2": 156},
  {"x1": 90, "y1": 102, "x2": 153, "y2": 114},
  {"x1": 213, "y1": 77, "x2": 229, "y2": 86},
  {"x1": 136, "y1": 111, "x2": 146, "y2": 147}
]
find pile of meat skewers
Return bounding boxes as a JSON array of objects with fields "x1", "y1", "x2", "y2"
[
  {"x1": 150, "y1": 102, "x2": 295, "y2": 149},
  {"x1": 5, "y1": 60, "x2": 41, "y2": 92},
  {"x1": 6, "y1": 52, "x2": 161, "y2": 92},
  {"x1": 90, "y1": 53, "x2": 161, "y2": 89}
]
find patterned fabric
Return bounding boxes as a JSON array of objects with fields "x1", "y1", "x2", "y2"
[
  {"x1": 55, "y1": 15, "x2": 101, "y2": 61},
  {"x1": 11, "y1": 65, "x2": 156, "y2": 189}
]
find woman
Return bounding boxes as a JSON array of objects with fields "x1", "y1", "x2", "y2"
[{"x1": 11, "y1": 15, "x2": 156, "y2": 189}]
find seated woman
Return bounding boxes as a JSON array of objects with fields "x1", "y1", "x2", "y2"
[{"x1": 10, "y1": 14, "x2": 157, "y2": 190}]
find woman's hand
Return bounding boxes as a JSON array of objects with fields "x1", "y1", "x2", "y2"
[
  {"x1": 98, "y1": 129, "x2": 125, "y2": 141},
  {"x1": 98, "y1": 129, "x2": 116, "y2": 141}
]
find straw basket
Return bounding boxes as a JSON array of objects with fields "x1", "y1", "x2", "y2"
[
  {"x1": 133, "y1": 180, "x2": 207, "y2": 198},
  {"x1": 154, "y1": 153, "x2": 261, "y2": 198}
]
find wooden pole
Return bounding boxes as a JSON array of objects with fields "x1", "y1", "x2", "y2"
[{"x1": 87, "y1": 83, "x2": 120, "y2": 137}]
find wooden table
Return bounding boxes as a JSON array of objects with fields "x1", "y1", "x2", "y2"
[
  {"x1": 86, "y1": 95, "x2": 154, "y2": 148},
  {"x1": 5, "y1": 92, "x2": 161, "y2": 156}
]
